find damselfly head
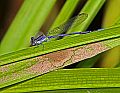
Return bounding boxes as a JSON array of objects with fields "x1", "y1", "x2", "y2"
[
  {"x1": 30, "y1": 34, "x2": 48, "y2": 46},
  {"x1": 31, "y1": 37, "x2": 36, "y2": 46}
]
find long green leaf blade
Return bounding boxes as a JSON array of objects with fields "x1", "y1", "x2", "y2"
[
  {"x1": 1, "y1": 68, "x2": 120, "y2": 92},
  {"x1": 0, "y1": 25, "x2": 120, "y2": 66}
]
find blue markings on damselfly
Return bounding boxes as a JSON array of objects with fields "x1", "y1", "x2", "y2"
[{"x1": 30, "y1": 13, "x2": 104, "y2": 46}]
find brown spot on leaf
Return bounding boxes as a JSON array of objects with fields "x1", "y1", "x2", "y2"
[
  {"x1": 0, "y1": 65, "x2": 10, "y2": 73},
  {"x1": 23, "y1": 42, "x2": 109, "y2": 74},
  {"x1": 72, "y1": 42, "x2": 108, "y2": 63},
  {"x1": 27, "y1": 49, "x2": 74, "y2": 73}
]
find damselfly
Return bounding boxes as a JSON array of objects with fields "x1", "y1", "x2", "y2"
[{"x1": 30, "y1": 13, "x2": 103, "y2": 46}]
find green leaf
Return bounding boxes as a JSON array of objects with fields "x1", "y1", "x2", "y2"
[
  {"x1": 0, "y1": 25, "x2": 120, "y2": 66},
  {"x1": 1, "y1": 68, "x2": 120, "y2": 92}
]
